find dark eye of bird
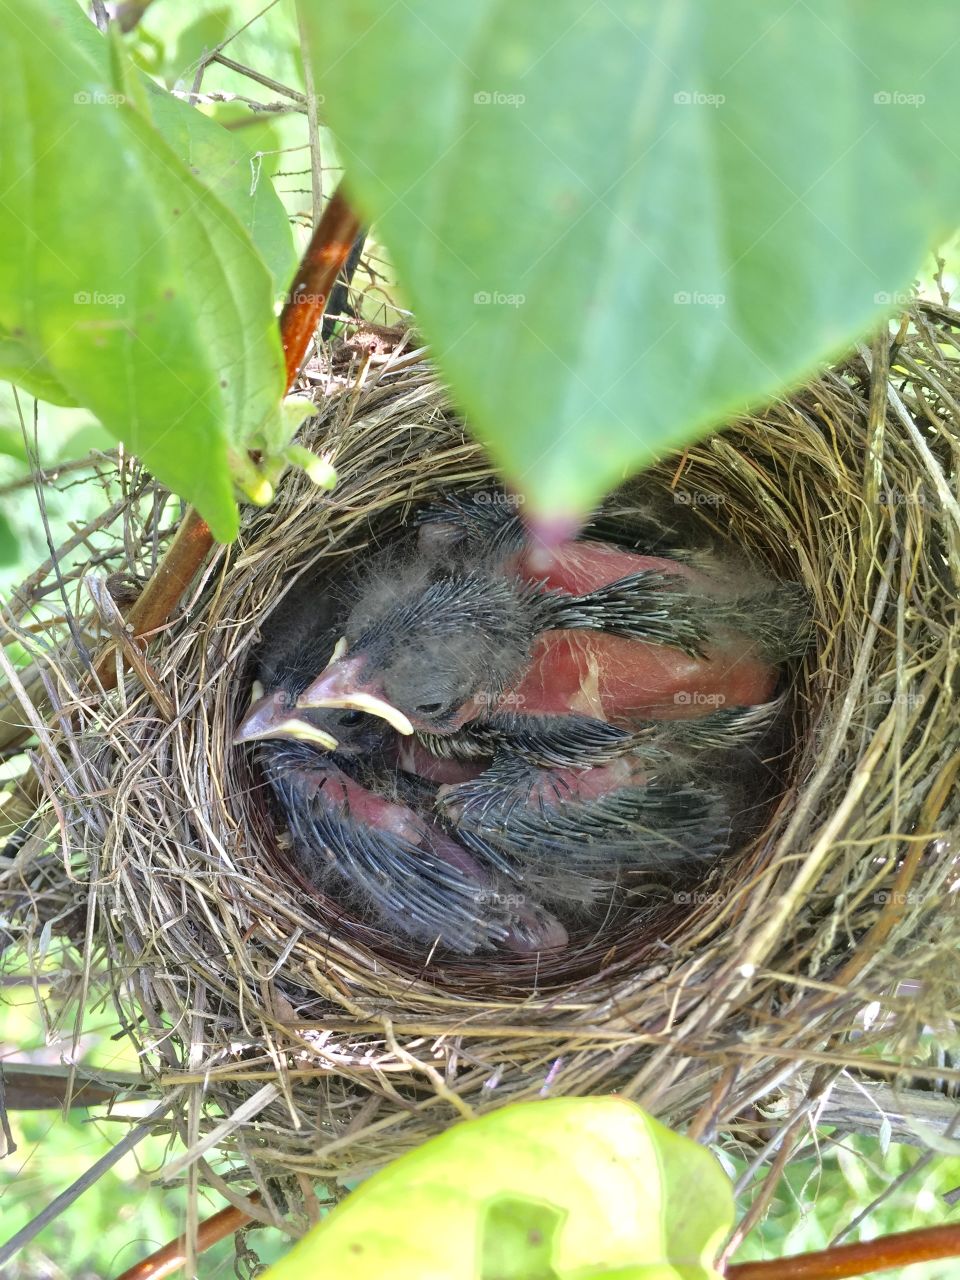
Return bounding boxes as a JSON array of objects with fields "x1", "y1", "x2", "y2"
[
  {"x1": 338, "y1": 710, "x2": 364, "y2": 727},
  {"x1": 415, "y1": 701, "x2": 445, "y2": 715}
]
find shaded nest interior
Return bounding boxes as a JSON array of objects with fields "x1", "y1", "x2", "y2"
[{"x1": 2, "y1": 304, "x2": 960, "y2": 1223}]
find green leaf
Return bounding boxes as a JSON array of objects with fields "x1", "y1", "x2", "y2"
[
  {"x1": 53, "y1": 1, "x2": 297, "y2": 298},
  {"x1": 0, "y1": 0, "x2": 289, "y2": 541},
  {"x1": 0, "y1": 511, "x2": 20, "y2": 566},
  {"x1": 262, "y1": 1097, "x2": 733, "y2": 1280},
  {"x1": 0, "y1": 337, "x2": 75, "y2": 408},
  {"x1": 54, "y1": 424, "x2": 118, "y2": 462},
  {"x1": 143, "y1": 88, "x2": 297, "y2": 295},
  {"x1": 481, "y1": 1196, "x2": 566, "y2": 1280},
  {"x1": 0, "y1": 427, "x2": 27, "y2": 462},
  {"x1": 302, "y1": 0, "x2": 960, "y2": 524},
  {"x1": 163, "y1": 9, "x2": 232, "y2": 87}
]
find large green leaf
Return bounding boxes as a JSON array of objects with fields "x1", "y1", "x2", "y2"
[
  {"x1": 0, "y1": 0, "x2": 289, "y2": 540},
  {"x1": 143, "y1": 86, "x2": 296, "y2": 295},
  {"x1": 263, "y1": 1098, "x2": 733, "y2": 1280},
  {"x1": 50, "y1": 0, "x2": 296, "y2": 295},
  {"x1": 301, "y1": 0, "x2": 959, "y2": 524},
  {"x1": 163, "y1": 8, "x2": 232, "y2": 88}
]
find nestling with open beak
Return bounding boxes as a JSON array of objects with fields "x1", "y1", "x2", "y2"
[
  {"x1": 295, "y1": 489, "x2": 809, "y2": 740},
  {"x1": 233, "y1": 485, "x2": 808, "y2": 955},
  {"x1": 232, "y1": 579, "x2": 393, "y2": 757},
  {"x1": 233, "y1": 569, "x2": 569, "y2": 951}
]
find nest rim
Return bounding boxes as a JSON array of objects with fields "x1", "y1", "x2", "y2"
[{"x1": 3, "y1": 303, "x2": 960, "y2": 1206}]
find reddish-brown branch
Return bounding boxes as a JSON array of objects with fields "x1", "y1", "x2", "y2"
[
  {"x1": 112, "y1": 1200, "x2": 257, "y2": 1280},
  {"x1": 94, "y1": 185, "x2": 361, "y2": 689},
  {"x1": 109, "y1": 1202, "x2": 960, "y2": 1280},
  {"x1": 726, "y1": 1222, "x2": 960, "y2": 1280},
  {"x1": 279, "y1": 184, "x2": 362, "y2": 382},
  {"x1": 93, "y1": 506, "x2": 213, "y2": 686}
]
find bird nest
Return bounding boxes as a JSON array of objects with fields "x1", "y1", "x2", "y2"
[{"x1": 2, "y1": 304, "x2": 960, "y2": 1231}]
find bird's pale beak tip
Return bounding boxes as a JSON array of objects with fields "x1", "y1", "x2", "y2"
[
  {"x1": 233, "y1": 684, "x2": 340, "y2": 751},
  {"x1": 299, "y1": 690, "x2": 414, "y2": 736},
  {"x1": 233, "y1": 717, "x2": 340, "y2": 751},
  {"x1": 233, "y1": 716, "x2": 268, "y2": 746}
]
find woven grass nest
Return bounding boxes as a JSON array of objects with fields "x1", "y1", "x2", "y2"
[{"x1": 3, "y1": 302, "x2": 960, "y2": 1227}]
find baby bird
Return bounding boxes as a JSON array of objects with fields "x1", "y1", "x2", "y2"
[
  {"x1": 258, "y1": 740, "x2": 567, "y2": 953},
  {"x1": 235, "y1": 486, "x2": 808, "y2": 956},
  {"x1": 235, "y1": 572, "x2": 568, "y2": 952},
  {"x1": 233, "y1": 573, "x2": 392, "y2": 755},
  {"x1": 296, "y1": 491, "x2": 808, "y2": 740}
]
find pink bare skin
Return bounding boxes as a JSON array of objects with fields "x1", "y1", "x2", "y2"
[
  {"x1": 508, "y1": 629, "x2": 776, "y2": 724},
  {"x1": 285, "y1": 757, "x2": 565, "y2": 953},
  {"x1": 389, "y1": 736, "x2": 488, "y2": 785},
  {"x1": 298, "y1": 535, "x2": 781, "y2": 735},
  {"x1": 487, "y1": 540, "x2": 777, "y2": 724},
  {"x1": 441, "y1": 755, "x2": 651, "y2": 821}
]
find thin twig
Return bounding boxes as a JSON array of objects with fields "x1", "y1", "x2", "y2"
[
  {"x1": 0, "y1": 450, "x2": 119, "y2": 498},
  {"x1": 0, "y1": 1092, "x2": 181, "y2": 1269},
  {"x1": 93, "y1": 506, "x2": 213, "y2": 688},
  {"x1": 16, "y1": 393, "x2": 92, "y2": 670},
  {"x1": 209, "y1": 53, "x2": 307, "y2": 105},
  {"x1": 296, "y1": 6, "x2": 323, "y2": 224}
]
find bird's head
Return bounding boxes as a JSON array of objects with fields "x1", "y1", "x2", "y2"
[
  {"x1": 232, "y1": 677, "x2": 391, "y2": 756},
  {"x1": 297, "y1": 562, "x2": 539, "y2": 735}
]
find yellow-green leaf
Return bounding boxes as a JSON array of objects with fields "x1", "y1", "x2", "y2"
[{"x1": 263, "y1": 1098, "x2": 733, "y2": 1280}]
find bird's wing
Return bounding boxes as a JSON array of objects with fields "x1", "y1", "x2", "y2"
[
  {"x1": 261, "y1": 743, "x2": 565, "y2": 953},
  {"x1": 662, "y1": 696, "x2": 789, "y2": 751},
  {"x1": 431, "y1": 712, "x2": 663, "y2": 768},
  {"x1": 708, "y1": 583, "x2": 813, "y2": 662},
  {"x1": 289, "y1": 801, "x2": 502, "y2": 951},
  {"x1": 539, "y1": 570, "x2": 712, "y2": 654},
  {"x1": 537, "y1": 563, "x2": 810, "y2": 667},
  {"x1": 414, "y1": 488, "x2": 527, "y2": 561},
  {"x1": 439, "y1": 751, "x2": 734, "y2": 896},
  {"x1": 416, "y1": 698, "x2": 786, "y2": 770}
]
